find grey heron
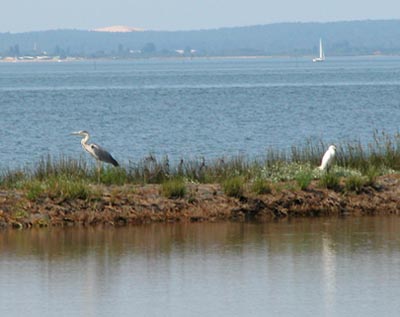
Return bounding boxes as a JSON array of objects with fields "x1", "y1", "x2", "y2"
[
  {"x1": 71, "y1": 130, "x2": 119, "y2": 181},
  {"x1": 318, "y1": 145, "x2": 336, "y2": 172}
]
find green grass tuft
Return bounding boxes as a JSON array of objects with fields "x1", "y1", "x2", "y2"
[
  {"x1": 161, "y1": 178, "x2": 187, "y2": 199},
  {"x1": 223, "y1": 176, "x2": 245, "y2": 198},
  {"x1": 100, "y1": 167, "x2": 129, "y2": 185},
  {"x1": 25, "y1": 181, "x2": 45, "y2": 201},
  {"x1": 318, "y1": 172, "x2": 341, "y2": 191},
  {"x1": 363, "y1": 166, "x2": 380, "y2": 186},
  {"x1": 46, "y1": 177, "x2": 92, "y2": 200},
  {"x1": 295, "y1": 170, "x2": 314, "y2": 190},
  {"x1": 251, "y1": 178, "x2": 272, "y2": 195},
  {"x1": 345, "y1": 175, "x2": 366, "y2": 193}
]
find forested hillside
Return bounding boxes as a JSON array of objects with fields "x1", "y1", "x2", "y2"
[{"x1": 1, "y1": 20, "x2": 400, "y2": 58}]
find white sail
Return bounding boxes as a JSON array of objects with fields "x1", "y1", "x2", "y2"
[
  {"x1": 313, "y1": 38, "x2": 325, "y2": 62},
  {"x1": 319, "y1": 39, "x2": 324, "y2": 59}
]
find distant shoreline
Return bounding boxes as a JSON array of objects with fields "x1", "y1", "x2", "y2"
[
  {"x1": 2, "y1": 20, "x2": 400, "y2": 59},
  {"x1": 0, "y1": 54, "x2": 399, "y2": 64}
]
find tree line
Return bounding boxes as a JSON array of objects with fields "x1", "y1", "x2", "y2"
[{"x1": 1, "y1": 20, "x2": 400, "y2": 58}]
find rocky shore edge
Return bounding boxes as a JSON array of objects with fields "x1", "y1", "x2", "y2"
[{"x1": 1, "y1": 174, "x2": 399, "y2": 229}]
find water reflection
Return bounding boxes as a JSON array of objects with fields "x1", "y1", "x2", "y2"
[
  {"x1": 1, "y1": 217, "x2": 400, "y2": 316},
  {"x1": 322, "y1": 233, "x2": 337, "y2": 315}
]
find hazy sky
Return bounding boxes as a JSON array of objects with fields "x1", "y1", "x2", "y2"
[{"x1": 2, "y1": 0, "x2": 400, "y2": 33}]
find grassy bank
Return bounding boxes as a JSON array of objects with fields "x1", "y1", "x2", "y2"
[
  {"x1": 0, "y1": 131, "x2": 400, "y2": 228},
  {"x1": 2, "y1": 131, "x2": 400, "y2": 191}
]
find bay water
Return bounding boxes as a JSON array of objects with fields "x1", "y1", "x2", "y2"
[{"x1": 1, "y1": 56, "x2": 400, "y2": 168}]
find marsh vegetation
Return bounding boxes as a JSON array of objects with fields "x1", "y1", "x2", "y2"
[{"x1": 0, "y1": 131, "x2": 399, "y2": 201}]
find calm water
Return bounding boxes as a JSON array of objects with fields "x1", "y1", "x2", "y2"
[
  {"x1": 1, "y1": 217, "x2": 400, "y2": 316},
  {"x1": 1, "y1": 56, "x2": 400, "y2": 168}
]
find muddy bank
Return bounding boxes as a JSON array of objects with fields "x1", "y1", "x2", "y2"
[{"x1": 0, "y1": 175, "x2": 400, "y2": 229}]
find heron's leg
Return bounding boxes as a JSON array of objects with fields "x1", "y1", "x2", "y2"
[{"x1": 97, "y1": 161, "x2": 102, "y2": 183}]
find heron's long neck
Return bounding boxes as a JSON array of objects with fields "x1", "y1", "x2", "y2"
[{"x1": 81, "y1": 134, "x2": 90, "y2": 147}]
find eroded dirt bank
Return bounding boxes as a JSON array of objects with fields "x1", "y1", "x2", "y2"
[{"x1": 1, "y1": 175, "x2": 400, "y2": 229}]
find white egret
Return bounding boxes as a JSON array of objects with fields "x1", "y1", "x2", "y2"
[{"x1": 318, "y1": 145, "x2": 337, "y2": 172}]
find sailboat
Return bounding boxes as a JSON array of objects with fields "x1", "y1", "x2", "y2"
[{"x1": 313, "y1": 38, "x2": 325, "y2": 62}]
